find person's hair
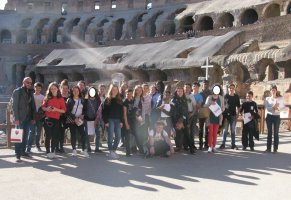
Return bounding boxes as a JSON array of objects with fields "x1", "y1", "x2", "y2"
[
  {"x1": 174, "y1": 86, "x2": 186, "y2": 99},
  {"x1": 34, "y1": 82, "x2": 43, "y2": 88},
  {"x1": 78, "y1": 80, "x2": 86, "y2": 86},
  {"x1": 45, "y1": 82, "x2": 62, "y2": 101},
  {"x1": 247, "y1": 91, "x2": 254, "y2": 96},
  {"x1": 192, "y1": 82, "x2": 200, "y2": 87},
  {"x1": 203, "y1": 80, "x2": 209, "y2": 84},
  {"x1": 133, "y1": 85, "x2": 144, "y2": 101},
  {"x1": 106, "y1": 84, "x2": 122, "y2": 104},
  {"x1": 184, "y1": 83, "x2": 192, "y2": 87},
  {"x1": 87, "y1": 86, "x2": 98, "y2": 98},
  {"x1": 228, "y1": 83, "x2": 235, "y2": 88},
  {"x1": 156, "y1": 120, "x2": 165, "y2": 127},
  {"x1": 70, "y1": 85, "x2": 82, "y2": 98},
  {"x1": 60, "y1": 79, "x2": 69, "y2": 86},
  {"x1": 126, "y1": 88, "x2": 133, "y2": 93},
  {"x1": 142, "y1": 83, "x2": 149, "y2": 88},
  {"x1": 156, "y1": 80, "x2": 165, "y2": 93},
  {"x1": 270, "y1": 84, "x2": 277, "y2": 91}
]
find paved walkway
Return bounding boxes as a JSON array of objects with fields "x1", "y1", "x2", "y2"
[{"x1": 0, "y1": 133, "x2": 291, "y2": 200}]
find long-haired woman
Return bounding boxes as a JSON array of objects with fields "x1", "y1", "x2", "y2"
[
  {"x1": 102, "y1": 84, "x2": 123, "y2": 159},
  {"x1": 41, "y1": 82, "x2": 66, "y2": 159},
  {"x1": 66, "y1": 86, "x2": 89, "y2": 157},
  {"x1": 171, "y1": 85, "x2": 195, "y2": 154}
]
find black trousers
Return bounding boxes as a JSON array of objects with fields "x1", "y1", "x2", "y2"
[
  {"x1": 175, "y1": 122, "x2": 194, "y2": 151},
  {"x1": 69, "y1": 124, "x2": 86, "y2": 151},
  {"x1": 199, "y1": 117, "x2": 209, "y2": 148},
  {"x1": 44, "y1": 118, "x2": 60, "y2": 153},
  {"x1": 242, "y1": 120, "x2": 255, "y2": 148}
]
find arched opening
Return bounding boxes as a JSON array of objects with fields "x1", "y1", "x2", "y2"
[
  {"x1": 284, "y1": 60, "x2": 291, "y2": 78},
  {"x1": 72, "y1": 72, "x2": 84, "y2": 81},
  {"x1": 64, "y1": 17, "x2": 80, "y2": 42},
  {"x1": 241, "y1": 9, "x2": 258, "y2": 25},
  {"x1": 197, "y1": 16, "x2": 214, "y2": 31},
  {"x1": 148, "y1": 70, "x2": 167, "y2": 82},
  {"x1": 181, "y1": 16, "x2": 194, "y2": 32},
  {"x1": 48, "y1": 58, "x2": 63, "y2": 65},
  {"x1": 263, "y1": 3, "x2": 280, "y2": 18},
  {"x1": 1, "y1": 30, "x2": 12, "y2": 44},
  {"x1": 217, "y1": 12, "x2": 234, "y2": 28},
  {"x1": 95, "y1": 28, "x2": 104, "y2": 43},
  {"x1": 115, "y1": 18, "x2": 125, "y2": 40},
  {"x1": 287, "y1": 2, "x2": 291, "y2": 14},
  {"x1": 131, "y1": 13, "x2": 147, "y2": 39},
  {"x1": 57, "y1": 72, "x2": 68, "y2": 83},
  {"x1": 256, "y1": 59, "x2": 278, "y2": 81},
  {"x1": 210, "y1": 65, "x2": 224, "y2": 84},
  {"x1": 228, "y1": 62, "x2": 251, "y2": 82},
  {"x1": 34, "y1": 18, "x2": 49, "y2": 44},
  {"x1": 51, "y1": 18, "x2": 66, "y2": 43},
  {"x1": 176, "y1": 47, "x2": 196, "y2": 58},
  {"x1": 146, "y1": 11, "x2": 163, "y2": 37},
  {"x1": 16, "y1": 30, "x2": 27, "y2": 44},
  {"x1": 85, "y1": 71, "x2": 100, "y2": 83},
  {"x1": 81, "y1": 17, "x2": 95, "y2": 41},
  {"x1": 21, "y1": 18, "x2": 32, "y2": 28}
]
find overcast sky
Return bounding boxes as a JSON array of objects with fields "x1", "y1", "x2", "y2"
[{"x1": 0, "y1": 0, "x2": 7, "y2": 10}]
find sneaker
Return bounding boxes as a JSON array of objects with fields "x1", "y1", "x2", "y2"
[
  {"x1": 250, "y1": 147, "x2": 255, "y2": 151},
  {"x1": 231, "y1": 144, "x2": 239, "y2": 150},
  {"x1": 242, "y1": 147, "x2": 247, "y2": 151},
  {"x1": 34, "y1": 147, "x2": 42, "y2": 152},
  {"x1": 87, "y1": 148, "x2": 92, "y2": 153},
  {"x1": 94, "y1": 149, "x2": 103, "y2": 153},
  {"x1": 264, "y1": 149, "x2": 271, "y2": 153},
  {"x1": 82, "y1": 150, "x2": 89, "y2": 158},
  {"x1": 113, "y1": 151, "x2": 120, "y2": 159},
  {"x1": 72, "y1": 149, "x2": 77, "y2": 156},
  {"x1": 47, "y1": 153, "x2": 54, "y2": 159},
  {"x1": 273, "y1": 149, "x2": 278, "y2": 153},
  {"x1": 16, "y1": 155, "x2": 22, "y2": 163},
  {"x1": 219, "y1": 144, "x2": 225, "y2": 149},
  {"x1": 208, "y1": 147, "x2": 212, "y2": 153},
  {"x1": 212, "y1": 148, "x2": 218, "y2": 153},
  {"x1": 22, "y1": 152, "x2": 32, "y2": 158}
]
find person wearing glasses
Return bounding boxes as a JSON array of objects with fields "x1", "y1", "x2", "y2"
[{"x1": 11, "y1": 77, "x2": 36, "y2": 162}]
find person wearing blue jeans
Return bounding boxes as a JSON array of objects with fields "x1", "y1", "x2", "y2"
[
  {"x1": 11, "y1": 77, "x2": 36, "y2": 162},
  {"x1": 102, "y1": 84, "x2": 123, "y2": 159},
  {"x1": 27, "y1": 120, "x2": 42, "y2": 152},
  {"x1": 264, "y1": 84, "x2": 285, "y2": 153},
  {"x1": 220, "y1": 84, "x2": 240, "y2": 150}
]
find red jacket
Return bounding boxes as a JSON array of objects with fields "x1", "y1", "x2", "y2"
[{"x1": 42, "y1": 97, "x2": 66, "y2": 120}]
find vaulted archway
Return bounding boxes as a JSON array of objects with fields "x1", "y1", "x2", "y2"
[
  {"x1": 197, "y1": 16, "x2": 214, "y2": 31},
  {"x1": 263, "y1": 3, "x2": 280, "y2": 18},
  {"x1": 217, "y1": 12, "x2": 234, "y2": 28},
  {"x1": 241, "y1": 9, "x2": 258, "y2": 25}
]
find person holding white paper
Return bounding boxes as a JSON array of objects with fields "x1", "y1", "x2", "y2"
[
  {"x1": 205, "y1": 84, "x2": 224, "y2": 153},
  {"x1": 264, "y1": 85, "x2": 285, "y2": 153},
  {"x1": 240, "y1": 91, "x2": 259, "y2": 151}
]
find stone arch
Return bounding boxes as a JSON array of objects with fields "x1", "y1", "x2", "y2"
[
  {"x1": 115, "y1": 18, "x2": 125, "y2": 40},
  {"x1": 95, "y1": 29, "x2": 104, "y2": 43},
  {"x1": 228, "y1": 62, "x2": 251, "y2": 82},
  {"x1": 131, "y1": 69, "x2": 149, "y2": 82},
  {"x1": 71, "y1": 72, "x2": 84, "y2": 81},
  {"x1": 287, "y1": 2, "x2": 291, "y2": 14},
  {"x1": 16, "y1": 30, "x2": 27, "y2": 44},
  {"x1": 57, "y1": 72, "x2": 68, "y2": 83},
  {"x1": 284, "y1": 59, "x2": 291, "y2": 78},
  {"x1": 64, "y1": 17, "x2": 81, "y2": 42},
  {"x1": 196, "y1": 16, "x2": 214, "y2": 31},
  {"x1": 181, "y1": 15, "x2": 194, "y2": 32},
  {"x1": 81, "y1": 17, "x2": 95, "y2": 41},
  {"x1": 240, "y1": 9, "x2": 258, "y2": 25},
  {"x1": 145, "y1": 11, "x2": 164, "y2": 37},
  {"x1": 255, "y1": 59, "x2": 278, "y2": 81},
  {"x1": 263, "y1": 3, "x2": 280, "y2": 18},
  {"x1": 147, "y1": 70, "x2": 167, "y2": 82},
  {"x1": 21, "y1": 18, "x2": 32, "y2": 28},
  {"x1": 0, "y1": 29, "x2": 12, "y2": 43},
  {"x1": 33, "y1": 18, "x2": 49, "y2": 44},
  {"x1": 217, "y1": 12, "x2": 234, "y2": 28},
  {"x1": 131, "y1": 12, "x2": 147, "y2": 39},
  {"x1": 51, "y1": 18, "x2": 66, "y2": 43},
  {"x1": 209, "y1": 64, "x2": 224, "y2": 84}
]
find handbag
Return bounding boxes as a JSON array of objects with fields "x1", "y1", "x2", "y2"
[
  {"x1": 198, "y1": 107, "x2": 211, "y2": 118},
  {"x1": 10, "y1": 128, "x2": 24, "y2": 143}
]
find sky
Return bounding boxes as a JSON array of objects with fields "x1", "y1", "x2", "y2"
[{"x1": 0, "y1": 0, "x2": 7, "y2": 10}]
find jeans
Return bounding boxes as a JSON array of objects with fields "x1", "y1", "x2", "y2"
[
  {"x1": 27, "y1": 120, "x2": 43, "y2": 151},
  {"x1": 242, "y1": 120, "x2": 255, "y2": 148},
  {"x1": 95, "y1": 124, "x2": 101, "y2": 151},
  {"x1": 107, "y1": 118, "x2": 121, "y2": 151},
  {"x1": 198, "y1": 118, "x2": 209, "y2": 148},
  {"x1": 69, "y1": 124, "x2": 86, "y2": 151},
  {"x1": 222, "y1": 115, "x2": 237, "y2": 145},
  {"x1": 15, "y1": 119, "x2": 31, "y2": 157},
  {"x1": 266, "y1": 114, "x2": 280, "y2": 150}
]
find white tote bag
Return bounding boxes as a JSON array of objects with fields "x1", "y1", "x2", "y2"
[
  {"x1": 87, "y1": 121, "x2": 96, "y2": 136},
  {"x1": 10, "y1": 128, "x2": 24, "y2": 143}
]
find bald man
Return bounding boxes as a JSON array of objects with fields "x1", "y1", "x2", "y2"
[{"x1": 11, "y1": 77, "x2": 36, "y2": 162}]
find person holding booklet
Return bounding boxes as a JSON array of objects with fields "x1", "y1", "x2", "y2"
[
  {"x1": 240, "y1": 91, "x2": 259, "y2": 151},
  {"x1": 205, "y1": 84, "x2": 224, "y2": 153}
]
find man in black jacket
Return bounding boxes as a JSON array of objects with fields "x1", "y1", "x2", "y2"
[{"x1": 11, "y1": 77, "x2": 36, "y2": 162}]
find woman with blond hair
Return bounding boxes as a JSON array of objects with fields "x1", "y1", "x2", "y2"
[
  {"x1": 102, "y1": 84, "x2": 123, "y2": 159},
  {"x1": 41, "y1": 82, "x2": 66, "y2": 159}
]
